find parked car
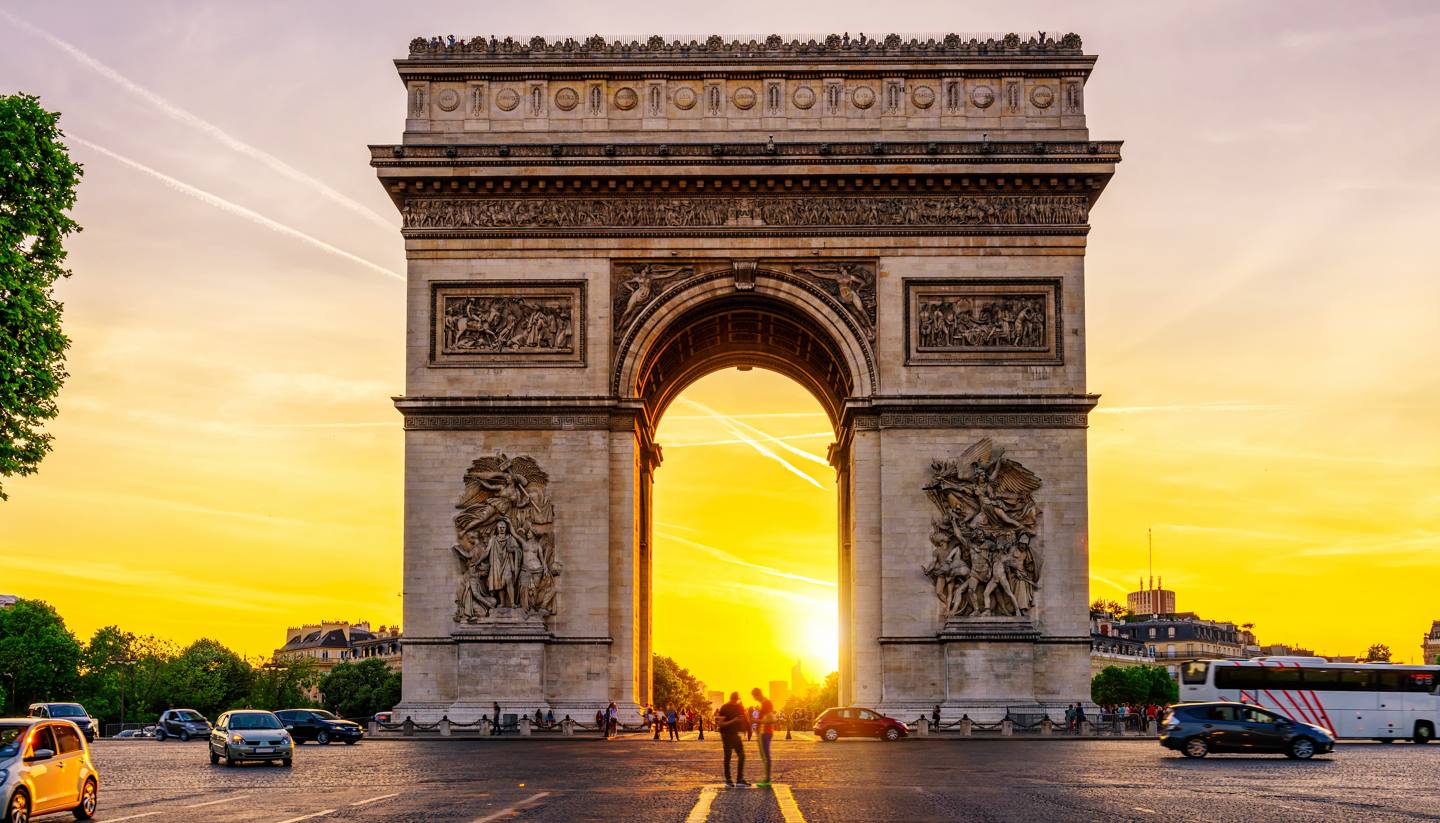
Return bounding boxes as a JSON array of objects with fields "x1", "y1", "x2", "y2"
[
  {"x1": 372, "y1": 711, "x2": 393, "y2": 725},
  {"x1": 154, "y1": 709, "x2": 211, "y2": 742},
  {"x1": 273, "y1": 709, "x2": 364, "y2": 745},
  {"x1": 1, "y1": 717, "x2": 101, "y2": 821},
  {"x1": 1160, "y1": 701, "x2": 1335, "y2": 759},
  {"x1": 208, "y1": 711, "x2": 293, "y2": 767},
  {"x1": 812, "y1": 707, "x2": 909, "y2": 742},
  {"x1": 26, "y1": 703, "x2": 97, "y2": 743}
]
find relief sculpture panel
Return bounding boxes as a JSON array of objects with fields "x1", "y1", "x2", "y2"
[
  {"x1": 431, "y1": 281, "x2": 584, "y2": 367},
  {"x1": 905, "y1": 279, "x2": 1061, "y2": 365},
  {"x1": 922, "y1": 439, "x2": 1042, "y2": 621},
  {"x1": 451, "y1": 454, "x2": 562, "y2": 625}
]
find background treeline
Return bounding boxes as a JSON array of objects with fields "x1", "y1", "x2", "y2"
[{"x1": 0, "y1": 598, "x2": 399, "y2": 723}]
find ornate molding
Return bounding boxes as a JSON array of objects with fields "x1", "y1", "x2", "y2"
[
  {"x1": 430, "y1": 281, "x2": 585, "y2": 367},
  {"x1": 407, "y1": 33, "x2": 1084, "y2": 60},
  {"x1": 404, "y1": 414, "x2": 611, "y2": 431},
  {"x1": 374, "y1": 142, "x2": 1123, "y2": 164},
  {"x1": 852, "y1": 412, "x2": 1089, "y2": 430},
  {"x1": 402, "y1": 195, "x2": 1089, "y2": 233},
  {"x1": 905, "y1": 278, "x2": 1063, "y2": 365}
]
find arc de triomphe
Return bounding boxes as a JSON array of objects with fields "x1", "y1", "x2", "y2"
[{"x1": 372, "y1": 32, "x2": 1121, "y2": 722}]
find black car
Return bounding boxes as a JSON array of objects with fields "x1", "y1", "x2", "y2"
[
  {"x1": 154, "y1": 709, "x2": 211, "y2": 741},
  {"x1": 1160, "y1": 701, "x2": 1335, "y2": 759},
  {"x1": 27, "y1": 702, "x2": 97, "y2": 742},
  {"x1": 273, "y1": 709, "x2": 364, "y2": 745}
]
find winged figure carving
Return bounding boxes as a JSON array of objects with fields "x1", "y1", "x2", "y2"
[{"x1": 451, "y1": 453, "x2": 561, "y2": 623}]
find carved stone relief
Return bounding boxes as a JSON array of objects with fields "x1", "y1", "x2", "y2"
[
  {"x1": 554, "y1": 87, "x2": 579, "y2": 111},
  {"x1": 673, "y1": 87, "x2": 697, "y2": 110},
  {"x1": 431, "y1": 282, "x2": 584, "y2": 366},
  {"x1": 793, "y1": 86, "x2": 816, "y2": 110},
  {"x1": 733, "y1": 87, "x2": 757, "y2": 111},
  {"x1": 436, "y1": 88, "x2": 460, "y2": 112},
  {"x1": 905, "y1": 279, "x2": 1061, "y2": 365},
  {"x1": 495, "y1": 88, "x2": 520, "y2": 111},
  {"x1": 912, "y1": 85, "x2": 935, "y2": 109},
  {"x1": 614, "y1": 87, "x2": 638, "y2": 110},
  {"x1": 922, "y1": 439, "x2": 1042, "y2": 620},
  {"x1": 610, "y1": 264, "x2": 696, "y2": 341},
  {"x1": 970, "y1": 85, "x2": 994, "y2": 109},
  {"x1": 793, "y1": 263, "x2": 877, "y2": 342},
  {"x1": 402, "y1": 195, "x2": 1090, "y2": 233},
  {"x1": 852, "y1": 86, "x2": 876, "y2": 110},
  {"x1": 1030, "y1": 84, "x2": 1055, "y2": 109},
  {"x1": 451, "y1": 453, "x2": 562, "y2": 623}
]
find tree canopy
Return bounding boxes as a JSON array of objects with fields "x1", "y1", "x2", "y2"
[
  {"x1": 318, "y1": 659, "x2": 400, "y2": 720},
  {"x1": 0, "y1": 598, "x2": 81, "y2": 711},
  {"x1": 0, "y1": 93, "x2": 84, "y2": 499},
  {"x1": 1090, "y1": 665, "x2": 1177, "y2": 709},
  {"x1": 651, "y1": 654, "x2": 708, "y2": 714}
]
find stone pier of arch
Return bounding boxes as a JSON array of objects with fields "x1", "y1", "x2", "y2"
[{"x1": 373, "y1": 32, "x2": 1121, "y2": 723}]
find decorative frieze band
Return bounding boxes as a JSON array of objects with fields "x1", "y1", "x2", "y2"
[
  {"x1": 853, "y1": 412, "x2": 1090, "y2": 430},
  {"x1": 407, "y1": 32, "x2": 1084, "y2": 60},
  {"x1": 401, "y1": 195, "x2": 1089, "y2": 233},
  {"x1": 403, "y1": 414, "x2": 611, "y2": 431}
]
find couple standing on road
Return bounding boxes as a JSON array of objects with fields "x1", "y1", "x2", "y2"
[{"x1": 715, "y1": 687, "x2": 777, "y2": 788}]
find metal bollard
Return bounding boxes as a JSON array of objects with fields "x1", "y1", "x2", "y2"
[
  {"x1": 1002, "y1": 718, "x2": 1013, "y2": 737},
  {"x1": 960, "y1": 716, "x2": 972, "y2": 737},
  {"x1": 1040, "y1": 717, "x2": 1052, "y2": 736},
  {"x1": 519, "y1": 716, "x2": 531, "y2": 736},
  {"x1": 562, "y1": 718, "x2": 574, "y2": 736},
  {"x1": 439, "y1": 717, "x2": 451, "y2": 737},
  {"x1": 917, "y1": 717, "x2": 930, "y2": 737},
  {"x1": 480, "y1": 717, "x2": 492, "y2": 736},
  {"x1": 402, "y1": 717, "x2": 415, "y2": 737}
]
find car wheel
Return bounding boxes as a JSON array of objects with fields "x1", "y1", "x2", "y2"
[
  {"x1": 1287, "y1": 737, "x2": 1316, "y2": 760},
  {"x1": 1182, "y1": 737, "x2": 1209, "y2": 758},
  {"x1": 281, "y1": 758, "x2": 292, "y2": 768},
  {"x1": 224, "y1": 748, "x2": 238, "y2": 767},
  {"x1": 73, "y1": 778, "x2": 98, "y2": 820},
  {"x1": 883, "y1": 727, "x2": 901, "y2": 742},
  {"x1": 7, "y1": 788, "x2": 30, "y2": 823},
  {"x1": 1415, "y1": 722, "x2": 1435, "y2": 745},
  {"x1": 178, "y1": 731, "x2": 190, "y2": 742},
  {"x1": 823, "y1": 728, "x2": 839, "y2": 742},
  {"x1": 209, "y1": 749, "x2": 219, "y2": 765},
  {"x1": 154, "y1": 728, "x2": 167, "y2": 742},
  {"x1": 316, "y1": 731, "x2": 330, "y2": 745}
]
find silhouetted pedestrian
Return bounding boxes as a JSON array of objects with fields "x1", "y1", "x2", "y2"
[
  {"x1": 751, "y1": 687, "x2": 777, "y2": 787},
  {"x1": 717, "y1": 692, "x2": 748, "y2": 787},
  {"x1": 492, "y1": 701, "x2": 502, "y2": 736}
]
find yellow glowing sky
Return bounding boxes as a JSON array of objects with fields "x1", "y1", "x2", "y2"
[{"x1": 1, "y1": 2, "x2": 1439, "y2": 691}]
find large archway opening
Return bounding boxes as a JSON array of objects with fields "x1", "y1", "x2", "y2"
[{"x1": 651, "y1": 367, "x2": 839, "y2": 703}]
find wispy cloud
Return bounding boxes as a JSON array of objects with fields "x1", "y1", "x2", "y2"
[
  {"x1": 70, "y1": 136, "x2": 403, "y2": 282},
  {"x1": 673, "y1": 398, "x2": 828, "y2": 486},
  {"x1": 664, "y1": 431, "x2": 832, "y2": 449},
  {"x1": 1089, "y1": 574, "x2": 1130, "y2": 595},
  {"x1": 1095, "y1": 401, "x2": 1287, "y2": 415},
  {"x1": 0, "y1": 7, "x2": 395, "y2": 231},
  {"x1": 654, "y1": 530, "x2": 836, "y2": 588}
]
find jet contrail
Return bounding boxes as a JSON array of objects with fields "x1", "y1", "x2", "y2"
[
  {"x1": 654, "y1": 530, "x2": 836, "y2": 588},
  {"x1": 678, "y1": 398, "x2": 832, "y2": 468},
  {"x1": 71, "y1": 136, "x2": 403, "y2": 282},
  {"x1": 674, "y1": 398, "x2": 825, "y2": 489},
  {"x1": 0, "y1": 7, "x2": 396, "y2": 231},
  {"x1": 664, "y1": 431, "x2": 832, "y2": 449}
]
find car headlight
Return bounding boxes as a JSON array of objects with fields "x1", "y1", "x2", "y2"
[
  {"x1": 231, "y1": 733, "x2": 245, "y2": 745},
  {"x1": 0, "y1": 768, "x2": 8, "y2": 783}
]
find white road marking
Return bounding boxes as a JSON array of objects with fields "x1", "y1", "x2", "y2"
[
  {"x1": 684, "y1": 785, "x2": 721, "y2": 823},
  {"x1": 1133, "y1": 807, "x2": 1157, "y2": 815},
  {"x1": 185, "y1": 794, "x2": 250, "y2": 808},
  {"x1": 470, "y1": 792, "x2": 551, "y2": 823},
  {"x1": 272, "y1": 810, "x2": 337, "y2": 823},
  {"x1": 103, "y1": 814, "x2": 161, "y2": 822},
  {"x1": 349, "y1": 792, "x2": 400, "y2": 807},
  {"x1": 773, "y1": 784, "x2": 808, "y2": 823}
]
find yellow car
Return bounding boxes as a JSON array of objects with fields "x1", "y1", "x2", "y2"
[{"x1": 1, "y1": 717, "x2": 100, "y2": 822}]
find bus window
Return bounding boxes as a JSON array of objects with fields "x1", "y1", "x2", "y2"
[
  {"x1": 1374, "y1": 671, "x2": 1405, "y2": 693},
  {"x1": 1338, "y1": 669, "x2": 1373, "y2": 691},
  {"x1": 1265, "y1": 668, "x2": 1301, "y2": 689},
  {"x1": 1181, "y1": 661, "x2": 1209, "y2": 685},
  {"x1": 1215, "y1": 666, "x2": 1266, "y2": 691},
  {"x1": 1302, "y1": 668, "x2": 1340, "y2": 689},
  {"x1": 1406, "y1": 672, "x2": 1436, "y2": 692}
]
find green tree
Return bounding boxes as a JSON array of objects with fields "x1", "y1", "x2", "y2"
[
  {"x1": 246, "y1": 658, "x2": 320, "y2": 711},
  {"x1": 125, "y1": 635, "x2": 178, "y2": 720},
  {"x1": 1132, "y1": 664, "x2": 1178, "y2": 706},
  {"x1": 0, "y1": 94, "x2": 84, "y2": 498},
  {"x1": 318, "y1": 659, "x2": 400, "y2": 719},
  {"x1": 0, "y1": 598, "x2": 81, "y2": 711},
  {"x1": 165, "y1": 639, "x2": 253, "y2": 718},
  {"x1": 1090, "y1": 665, "x2": 1137, "y2": 709},
  {"x1": 651, "y1": 654, "x2": 708, "y2": 714},
  {"x1": 76, "y1": 625, "x2": 136, "y2": 724},
  {"x1": 1363, "y1": 643, "x2": 1393, "y2": 662},
  {"x1": 1091, "y1": 665, "x2": 1176, "y2": 709}
]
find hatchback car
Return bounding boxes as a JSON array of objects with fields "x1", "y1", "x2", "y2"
[
  {"x1": 25, "y1": 705, "x2": 96, "y2": 744},
  {"x1": 208, "y1": 711, "x2": 293, "y2": 767},
  {"x1": 154, "y1": 709, "x2": 210, "y2": 742},
  {"x1": 1160, "y1": 701, "x2": 1335, "y2": 759},
  {"x1": 1, "y1": 718, "x2": 100, "y2": 822},
  {"x1": 273, "y1": 710, "x2": 363, "y2": 745},
  {"x1": 813, "y1": 707, "x2": 909, "y2": 742}
]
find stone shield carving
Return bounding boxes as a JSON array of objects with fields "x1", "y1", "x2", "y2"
[
  {"x1": 431, "y1": 282, "x2": 585, "y2": 367},
  {"x1": 451, "y1": 454, "x2": 562, "y2": 623},
  {"x1": 922, "y1": 439, "x2": 1042, "y2": 619}
]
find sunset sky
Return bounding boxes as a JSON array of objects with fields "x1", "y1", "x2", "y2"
[{"x1": 1, "y1": 1, "x2": 1438, "y2": 694}]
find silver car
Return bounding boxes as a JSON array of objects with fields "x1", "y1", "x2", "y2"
[
  {"x1": 208, "y1": 711, "x2": 293, "y2": 767},
  {"x1": 1, "y1": 718, "x2": 100, "y2": 822}
]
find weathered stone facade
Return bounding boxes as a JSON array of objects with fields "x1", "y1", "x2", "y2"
[{"x1": 374, "y1": 31, "x2": 1121, "y2": 722}]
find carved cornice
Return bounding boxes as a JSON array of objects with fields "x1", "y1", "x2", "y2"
[
  {"x1": 373, "y1": 141, "x2": 1123, "y2": 165},
  {"x1": 400, "y1": 195, "x2": 1089, "y2": 237},
  {"x1": 846, "y1": 394, "x2": 1099, "y2": 430},
  {"x1": 407, "y1": 33, "x2": 1085, "y2": 62}
]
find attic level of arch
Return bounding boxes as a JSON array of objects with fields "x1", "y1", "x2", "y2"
[{"x1": 373, "y1": 140, "x2": 1122, "y2": 164}]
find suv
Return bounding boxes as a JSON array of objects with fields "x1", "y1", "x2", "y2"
[
  {"x1": 813, "y1": 707, "x2": 909, "y2": 742},
  {"x1": 2, "y1": 717, "x2": 101, "y2": 821},
  {"x1": 273, "y1": 709, "x2": 364, "y2": 745},
  {"x1": 27, "y1": 703, "x2": 97, "y2": 742},
  {"x1": 155, "y1": 709, "x2": 211, "y2": 741},
  {"x1": 1160, "y1": 701, "x2": 1335, "y2": 759}
]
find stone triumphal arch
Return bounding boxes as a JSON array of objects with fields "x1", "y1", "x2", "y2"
[{"x1": 373, "y1": 32, "x2": 1121, "y2": 722}]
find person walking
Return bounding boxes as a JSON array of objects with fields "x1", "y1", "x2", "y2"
[
  {"x1": 666, "y1": 705, "x2": 680, "y2": 741},
  {"x1": 492, "y1": 701, "x2": 502, "y2": 736},
  {"x1": 606, "y1": 702, "x2": 619, "y2": 739},
  {"x1": 1074, "y1": 702, "x2": 1088, "y2": 735},
  {"x1": 1064, "y1": 703, "x2": 1075, "y2": 733},
  {"x1": 751, "y1": 687, "x2": 777, "y2": 788},
  {"x1": 652, "y1": 705, "x2": 663, "y2": 740},
  {"x1": 932, "y1": 704, "x2": 941, "y2": 731},
  {"x1": 716, "y1": 691, "x2": 748, "y2": 787},
  {"x1": 595, "y1": 708, "x2": 606, "y2": 738}
]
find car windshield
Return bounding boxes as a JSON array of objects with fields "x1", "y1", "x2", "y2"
[
  {"x1": 48, "y1": 705, "x2": 86, "y2": 717},
  {"x1": 310, "y1": 710, "x2": 337, "y2": 720},
  {"x1": 174, "y1": 711, "x2": 204, "y2": 722},
  {"x1": 229, "y1": 713, "x2": 282, "y2": 730},
  {"x1": 0, "y1": 725, "x2": 25, "y2": 758}
]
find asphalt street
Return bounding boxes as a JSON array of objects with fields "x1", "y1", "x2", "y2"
[{"x1": 77, "y1": 734, "x2": 1440, "y2": 823}]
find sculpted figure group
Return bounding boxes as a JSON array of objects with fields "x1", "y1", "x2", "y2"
[
  {"x1": 442, "y1": 296, "x2": 574, "y2": 353},
  {"x1": 451, "y1": 454, "x2": 562, "y2": 622},
  {"x1": 922, "y1": 439, "x2": 1043, "y2": 619},
  {"x1": 917, "y1": 295, "x2": 1046, "y2": 350}
]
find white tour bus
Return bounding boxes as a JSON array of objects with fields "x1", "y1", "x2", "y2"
[{"x1": 1180, "y1": 657, "x2": 1440, "y2": 743}]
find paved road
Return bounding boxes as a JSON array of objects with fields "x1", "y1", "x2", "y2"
[{"x1": 79, "y1": 734, "x2": 1440, "y2": 822}]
